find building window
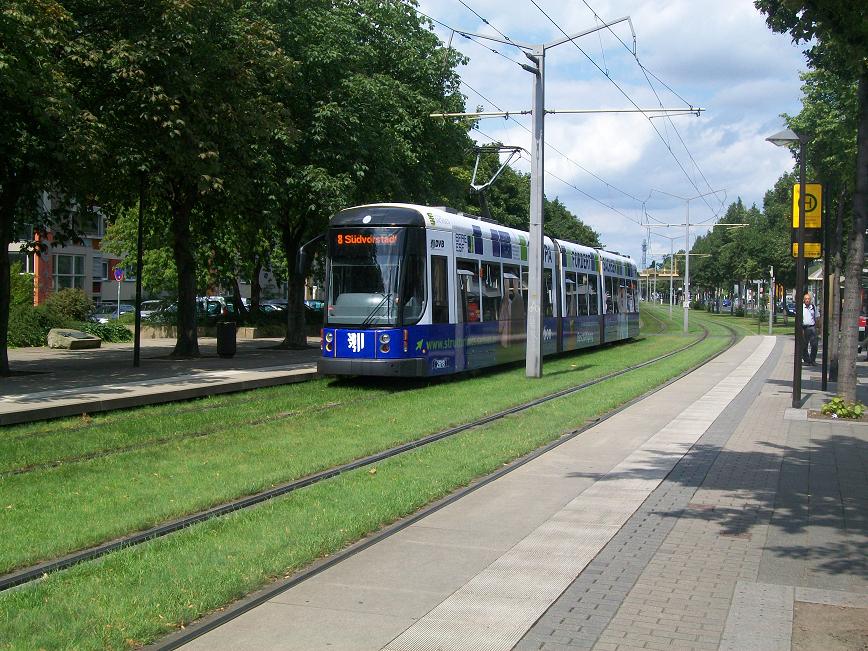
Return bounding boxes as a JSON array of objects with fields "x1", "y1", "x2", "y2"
[
  {"x1": 53, "y1": 254, "x2": 85, "y2": 290},
  {"x1": 9, "y1": 251, "x2": 35, "y2": 273}
]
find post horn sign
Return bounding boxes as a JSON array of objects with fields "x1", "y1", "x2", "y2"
[{"x1": 791, "y1": 183, "x2": 823, "y2": 259}]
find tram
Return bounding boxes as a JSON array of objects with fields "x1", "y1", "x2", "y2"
[{"x1": 318, "y1": 203, "x2": 639, "y2": 377}]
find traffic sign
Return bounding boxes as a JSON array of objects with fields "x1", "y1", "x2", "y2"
[
  {"x1": 792, "y1": 242, "x2": 822, "y2": 259},
  {"x1": 113, "y1": 267, "x2": 124, "y2": 282},
  {"x1": 792, "y1": 183, "x2": 822, "y2": 228}
]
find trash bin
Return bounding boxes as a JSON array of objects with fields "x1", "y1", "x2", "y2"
[{"x1": 216, "y1": 321, "x2": 236, "y2": 358}]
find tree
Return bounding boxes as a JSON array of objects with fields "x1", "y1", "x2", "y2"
[
  {"x1": 755, "y1": 0, "x2": 867, "y2": 401},
  {"x1": 263, "y1": 0, "x2": 471, "y2": 347},
  {"x1": 454, "y1": 149, "x2": 602, "y2": 247},
  {"x1": 0, "y1": 1, "x2": 91, "y2": 375},
  {"x1": 786, "y1": 68, "x2": 858, "y2": 373},
  {"x1": 66, "y1": 0, "x2": 293, "y2": 356}
]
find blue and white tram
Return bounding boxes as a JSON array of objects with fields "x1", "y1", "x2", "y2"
[{"x1": 318, "y1": 203, "x2": 639, "y2": 377}]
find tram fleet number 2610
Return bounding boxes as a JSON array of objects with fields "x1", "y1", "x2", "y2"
[{"x1": 318, "y1": 203, "x2": 639, "y2": 378}]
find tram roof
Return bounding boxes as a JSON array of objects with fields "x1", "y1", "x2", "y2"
[{"x1": 332, "y1": 203, "x2": 635, "y2": 269}]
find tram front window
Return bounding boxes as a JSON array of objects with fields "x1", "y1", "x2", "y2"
[{"x1": 327, "y1": 227, "x2": 425, "y2": 326}]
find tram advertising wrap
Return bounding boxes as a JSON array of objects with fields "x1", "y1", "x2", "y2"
[{"x1": 319, "y1": 203, "x2": 639, "y2": 377}]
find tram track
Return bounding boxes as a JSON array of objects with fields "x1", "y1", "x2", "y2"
[{"x1": 0, "y1": 319, "x2": 737, "y2": 594}]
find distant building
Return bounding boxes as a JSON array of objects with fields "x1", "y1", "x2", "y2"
[{"x1": 6, "y1": 193, "x2": 135, "y2": 306}]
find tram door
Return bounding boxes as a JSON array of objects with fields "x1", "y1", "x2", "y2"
[{"x1": 428, "y1": 230, "x2": 458, "y2": 371}]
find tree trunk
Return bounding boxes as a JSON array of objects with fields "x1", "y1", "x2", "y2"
[
  {"x1": 0, "y1": 180, "x2": 24, "y2": 377},
  {"x1": 0, "y1": 217, "x2": 12, "y2": 377},
  {"x1": 250, "y1": 258, "x2": 262, "y2": 313},
  {"x1": 232, "y1": 277, "x2": 249, "y2": 322},
  {"x1": 279, "y1": 220, "x2": 308, "y2": 349},
  {"x1": 838, "y1": 75, "x2": 868, "y2": 402},
  {"x1": 828, "y1": 191, "x2": 846, "y2": 373},
  {"x1": 169, "y1": 193, "x2": 199, "y2": 358}
]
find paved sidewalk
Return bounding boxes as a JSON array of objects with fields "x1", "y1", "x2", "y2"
[
  {"x1": 518, "y1": 340, "x2": 868, "y2": 651},
  {"x1": 0, "y1": 337, "x2": 320, "y2": 425},
  {"x1": 172, "y1": 334, "x2": 868, "y2": 651}
]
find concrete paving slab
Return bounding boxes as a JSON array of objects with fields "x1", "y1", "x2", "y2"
[
  {"x1": 183, "y1": 601, "x2": 413, "y2": 651},
  {"x1": 269, "y1": 582, "x2": 447, "y2": 619},
  {"x1": 720, "y1": 581, "x2": 794, "y2": 651},
  {"x1": 0, "y1": 337, "x2": 321, "y2": 425}
]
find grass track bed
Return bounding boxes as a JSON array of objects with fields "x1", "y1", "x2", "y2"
[
  {"x1": 0, "y1": 311, "x2": 710, "y2": 574},
  {"x1": 0, "y1": 311, "x2": 730, "y2": 650}
]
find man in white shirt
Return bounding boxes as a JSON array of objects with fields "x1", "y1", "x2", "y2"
[{"x1": 802, "y1": 292, "x2": 819, "y2": 365}]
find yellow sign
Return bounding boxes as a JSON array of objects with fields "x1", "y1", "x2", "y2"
[
  {"x1": 792, "y1": 183, "x2": 823, "y2": 228},
  {"x1": 792, "y1": 242, "x2": 822, "y2": 258}
]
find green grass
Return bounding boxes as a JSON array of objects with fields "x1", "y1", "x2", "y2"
[
  {"x1": 698, "y1": 310, "x2": 794, "y2": 336},
  {"x1": 0, "y1": 318, "x2": 729, "y2": 650},
  {"x1": 0, "y1": 312, "x2": 710, "y2": 574}
]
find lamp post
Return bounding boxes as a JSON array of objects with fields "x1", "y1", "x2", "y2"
[{"x1": 766, "y1": 128, "x2": 807, "y2": 408}]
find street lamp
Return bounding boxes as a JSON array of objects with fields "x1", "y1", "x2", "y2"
[{"x1": 766, "y1": 127, "x2": 808, "y2": 408}]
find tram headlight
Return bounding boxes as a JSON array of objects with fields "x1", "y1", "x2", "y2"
[
  {"x1": 325, "y1": 332, "x2": 334, "y2": 343},
  {"x1": 380, "y1": 342, "x2": 390, "y2": 354},
  {"x1": 325, "y1": 342, "x2": 333, "y2": 352},
  {"x1": 379, "y1": 333, "x2": 391, "y2": 344}
]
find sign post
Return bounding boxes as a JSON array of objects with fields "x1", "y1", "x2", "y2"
[{"x1": 113, "y1": 267, "x2": 124, "y2": 319}]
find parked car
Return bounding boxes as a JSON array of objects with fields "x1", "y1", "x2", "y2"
[
  {"x1": 139, "y1": 300, "x2": 167, "y2": 319},
  {"x1": 305, "y1": 299, "x2": 325, "y2": 310},
  {"x1": 91, "y1": 303, "x2": 134, "y2": 323},
  {"x1": 721, "y1": 299, "x2": 731, "y2": 309}
]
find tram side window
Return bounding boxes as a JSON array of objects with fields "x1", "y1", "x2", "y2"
[
  {"x1": 457, "y1": 259, "x2": 480, "y2": 322},
  {"x1": 618, "y1": 279, "x2": 628, "y2": 314},
  {"x1": 503, "y1": 266, "x2": 525, "y2": 324},
  {"x1": 566, "y1": 272, "x2": 578, "y2": 317},
  {"x1": 544, "y1": 269, "x2": 553, "y2": 317},
  {"x1": 521, "y1": 267, "x2": 529, "y2": 308},
  {"x1": 481, "y1": 262, "x2": 502, "y2": 322},
  {"x1": 605, "y1": 276, "x2": 617, "y2": 314},
  {"x1": 575, "y1": 273, "x2": 587, "y2": 316},
  {"x1": 587, "y1": 275, "x2": 599, "y2": 315},
  {"x1": 401, "y1": 254, "x2": 425, "y2": 324},
  {"x1": 431, "y1": 255, "x2": 449, "y2": 323}
]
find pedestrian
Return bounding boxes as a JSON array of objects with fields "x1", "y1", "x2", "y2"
[{"x1": 802, "y1": 292, "x2": 819, "y2": 365}]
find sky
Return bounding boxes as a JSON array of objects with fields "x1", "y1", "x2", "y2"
[{"x1": 415, "y1": 0, "x2": 809, "y2": 265}]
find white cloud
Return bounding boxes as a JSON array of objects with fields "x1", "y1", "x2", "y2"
[{"x1": 417, "y1": 0, "x2": 808, "y2": 262}]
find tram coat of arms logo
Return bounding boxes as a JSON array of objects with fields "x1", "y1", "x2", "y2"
[{"x1": 348, "y1": 332, "x2": 365, "y2": 353}]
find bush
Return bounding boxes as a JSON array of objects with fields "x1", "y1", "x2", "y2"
[
  {"x1": 44, "y1": 288, "x2": 93, "y2": 322},
  {"x1": 7, "y1": 304, "x2": 64, "y2": 347},
  {"x1": 10, "y1": 262, "x2": 34, "y2": 307},
  {"x1": 73, "y1": 321, "x2": 133, "y2": 343},
  {"x1": 821, "y1": 397, "x2": 865, "y2": 419},
  {"x1": 734, "y1": 307, "x2": 745, "y2": 317}
]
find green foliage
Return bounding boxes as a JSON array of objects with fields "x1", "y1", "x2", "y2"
[
  {"x1": 821, "y1": 396, "x2": 865, "y2": 419},
  {"x1": 734, "y1": 307, "x2": 746, "y2": 317},
  {"x1": 451, "y1": 150, "x2": 602, "y2": 247},
  {"x1": 6, "y1": 304, "x2": 64, "y2": 348},
  {"x1": 43, "y1": 288, "x2": 93, "y2": 322},
  {"x1": 73, "y1": 321, "x2": 133, "y2": 343},
  {"x1": 9, "y1": 262, "x2": 33, "y2": 306}
]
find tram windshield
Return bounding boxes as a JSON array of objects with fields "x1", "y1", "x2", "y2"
[{"x1": 327, "y1": 227, "x2": 425, "y2": 326}]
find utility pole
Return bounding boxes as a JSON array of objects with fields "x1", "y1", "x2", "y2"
[
  {"x1": 427, "y1": 17, "x2": 715, "y2": 376},
  {"x1": 649, "y1": 189, "x2": 725, "y2": 332}
]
